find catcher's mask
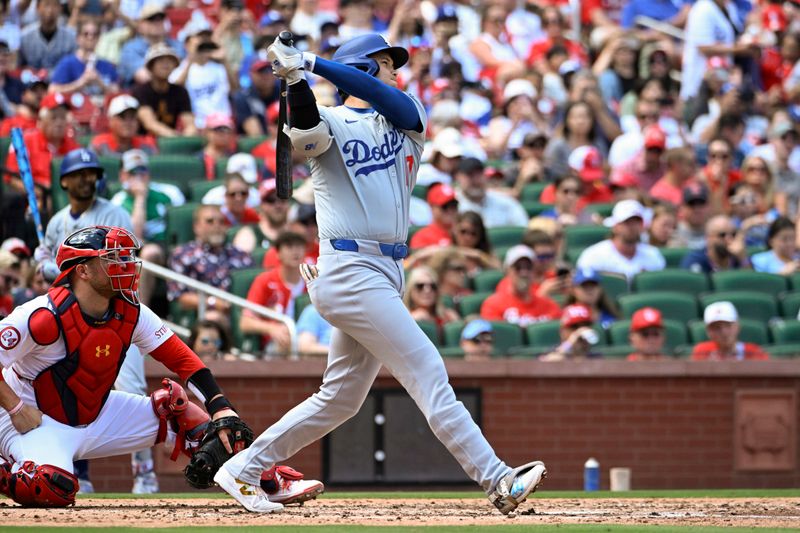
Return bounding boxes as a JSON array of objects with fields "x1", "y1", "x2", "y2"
[{"x1": 54, "y1": 225, "x2": 142, "y2": 305}]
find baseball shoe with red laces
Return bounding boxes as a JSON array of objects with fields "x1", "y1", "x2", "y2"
[{"x1": 261, "y1": 465, "x2": 324, "y2": 505}]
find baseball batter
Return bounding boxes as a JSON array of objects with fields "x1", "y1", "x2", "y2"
[{"x1": 215, "y1": 34, "x2": 546, "y2": 515}]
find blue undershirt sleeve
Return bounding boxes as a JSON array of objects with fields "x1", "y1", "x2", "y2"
[{"x1": 311, "y1": 56, "x2": 422, "y2": 132}]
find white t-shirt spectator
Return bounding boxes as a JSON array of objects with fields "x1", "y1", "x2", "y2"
[
  {"x1": 170, "y1": 60, "x2": 231, "y2": 128},
  {"x1": 576, "y1": 239, "x2": 666, "y2": 282},
  {"x1": 456, "y1": 190, "x2": 529, "y2": 228},
  {"x1": 680, "y1": 0, "x2": 738, "y2": 101}
]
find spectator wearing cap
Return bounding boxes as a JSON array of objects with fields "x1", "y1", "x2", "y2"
[
  {"x1": 170, "y1": 27, "x2": 235, "y2": 129},
  {"x1": 691, "y1": 301, "x2": 769, "y2": 360},
  {"x1": 202, "y1": 153, "x2": 261, "y2": 208},
  {"x1": 485, "y1": 79, "x2": 546, "y2": 159},
  {"x1": 460, "y1": 319, "x2": 494, "y2": 362},
  {"x1": 650, "y1": 147, "x2": 700, "y2": 206},
  {"x1": 232, "y1": 179, "x2": 291, "y2": 253},
  {"x1": 297, "y1": 301, "x2": 334, "y2": 357},
  {"x1": 5, "y1": 92, "x2": 81, "y2": 194},
  {"x1": 0, "y1": 41, "x2": 23, "y2": 119},
  {"x1": 608, "y1": 172, "x2": 641, "y2": 203},
  {"x1": 492, "y1": 229, "x2": 564, "y2": 300},
  {"x1": 626, "y1": 307, "x2": 668, "y2": 361},
  {"x1": 91, "y1": 95, "x2": 157, "y2": 156},
  {"x1": 611, "y1": 125, "x2": 667, "y2": 192},
  {"x1": 200, "y1": 113, "x2": 237, "y2": 179},
  {"x1": 49, "y1": 19, "x2": 118, "y2": 97},
  {"x1": 0, "y1": 74, "x2": 48, "y2": 136},
  {"x1": 671, "y1": 182, "x2": 712, "y2": 250},
  {"x1": 232, "y1": 55, "x2": 280, "y2": 136},
  {"x1": 565, "y1": 267, "x2": 619, "y2": 329},
  {"x1": 291, "y1": 0, "x2": 337, "y2": 41},
  {"x1": 480, "y1": 245, "x2": 561, "y2": 327},
  {"x1": 417, "y1": 127, "x2": 464, "y2": 186},
  {"x1": 131, "y1": 44, "x2": 197, "y2": 137},
  {"x1": 608, "y1": 99, "x2": 662, "y2": 168},
  {"x1": 242, "y1": 231, "x2": 309, "y2": 356},
  {"x1": 220, "y1": 173, "x2": 260, "y2": 227},
  {"x1": 577, "y1": 200, "x2": 666, "y2": 282},
  {"x1": 681, "y1": 215, "x2": 749, "y2": 274},
  {"x1": 543, "y1": 101, "x2": 606, "y2": 181},
  {"x1": 262, "y1": 203, "x2": 320, "y2": 271},
  {"x1": 751, "y1": 217, "x2": 799, "y2": 275},
  {"x1": 119, "y1": 3, "x2": 185, "y2": 86},
  {"x1": 410, "y1": 183, "x2": 459, "y2": 250},
  {"x1": 547, "y1": 145, "x2": 613, "y2": 210},
  {"x1": 455, "y1": 158, "x2": 528, "y2": 228},
  {"x1": 18, "y1": 0, "x2": 77, "y2": 70},
  {"x1": 540, "y1": 304, "x2": 600, "y2": 361}
]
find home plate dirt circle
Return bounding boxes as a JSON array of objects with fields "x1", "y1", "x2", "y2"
[{"x1": 0, "y1": 497, "x2": 798, "y2": 528}]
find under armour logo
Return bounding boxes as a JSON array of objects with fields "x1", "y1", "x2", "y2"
[
  {"x1": 95, "y1": 344, "x2": 111, "y2": 357},
  {"x1": 237, "y1": 479, "x2": 256, "y2": 496},
  {"x1": 80, "y1": 150, "x2": 92, "y2": 162}
]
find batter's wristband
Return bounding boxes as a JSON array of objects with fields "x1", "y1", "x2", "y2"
[
  {"x1": 7, "y1": 399, "x2": 24, "y2": 417},
  {"x1": 206, "y1": 395, "x2": 235, "y2": 416}
]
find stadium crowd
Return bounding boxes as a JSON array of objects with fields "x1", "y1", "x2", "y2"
[{"x1": 1, "y1": 0, "x2": 800, "y2": 362}]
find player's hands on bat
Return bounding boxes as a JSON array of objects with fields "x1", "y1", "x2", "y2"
[
  {"x1": 267, "y1": 37, "x2": 308, "y2": 85},
  {"x1": 11, "y1": 404, "x2": 43, "y2": 434}
]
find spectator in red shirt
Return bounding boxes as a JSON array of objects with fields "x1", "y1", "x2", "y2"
[
  {"x1": 480, "y1": 244, "x2": 561, "y2": 326},
  {"x1": 5, "y1": 92, "x2": 80, "y2": 194},
  {"x1": 0, "y1": 75, "x2": 48, "y2": 136},
  {"x1": 650, "y1": 147, "x2": 699, "y2": 206},
  {"x1": 91, "y1": 94, "x2": 158, "y2": 156},
  {"x1": 702, "y1": 137, "x2": 740, "y2": 212},
  {"x1": 539, "y1": 303, "x2": 600, "y2": 361},
  {"x1": 242, "y1": 231, "x2": 308, "y2": 356},
  {"x1": 200, "y1": 112, "x2": 237, "y2": 180},
  {"x1": 221, "y1": 173, "x2": 260, "y2": 227},
  {"x1": 691, "y1": 301, "x2": 769, "y2": 361},
  {"x1": 410, "y1": 183, "x2": 458, "y2": 250},
  {"x1": 527, "y1": 7, "x2": 588, "y2": 73},
  {"x1": 626, "y1": 307, "x2": 669, "y2": 361},
  {"x1": 540, "y1": 145, "x2": 613, "y2": 211}
]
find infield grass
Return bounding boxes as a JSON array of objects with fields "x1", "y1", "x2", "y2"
[{"x1": 4, "y1": 526, "x2": 799, "y2": 532}]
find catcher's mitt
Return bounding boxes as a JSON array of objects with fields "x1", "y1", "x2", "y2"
[{"x1": 184, "y1": 417, "x2": 254, "y2": 489}]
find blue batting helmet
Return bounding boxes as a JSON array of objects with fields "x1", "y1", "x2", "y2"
[
  {"x1": 332, "y1": 34, "x2": 409, "y2": 76},
  {"x1": 60, "y1": 148, "x2": 103, "y2": 179}
]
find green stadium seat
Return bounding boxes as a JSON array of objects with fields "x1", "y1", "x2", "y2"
[
  {"x1": 582, "y1": 202, "x2": 616, "y2": 219},
  {"x1": 598, "y1": 272, "x2": 629, "y2": 301},
  {"x1": 526, "y1": 320, "x2": 606, "y2": 348},
  {"x1": 252, "y1": 247, "x2": 267, "y2": 267},
  {"x1": 488, "y1": 321, "x2": 524, "y2": 356},
  {"x1": 164, "y1": 202, "x2": 199, "y2": 246},
  {"x1": 522, "y1": 201, "x2": 550, "y2": 218},
  {"x1": 520, "y1": 182, "x2": 548, "y2": 203},
  {"x1": 494, "y1": 245, "x2": 513, "y2": 262},
  {"x1": 618, "y1": 292, "x2": 699, "y2": 321},
  {"x1": 149, "y1": 155, "x2": 205, "y2": 195},
  {"x1": 780, "y1": 292, "x2": 800, "y2": 318},
  {"x1": 0, "y1": 137, "x2": 10, "y2": 162},
  {"x1": 416, "y1": 320, "x2": 440, "y2": 347},
  {"x1": 98, "y1": 155, "x2": 122, "y2": 182},
  {"x1": 230, "y1": 267, "x2": 263, "y2": 298},
  {"x1": 237, "y1": 135, "x2": 267, "y2": 153},
  {"x1": 189, "y1": 179, "x2": 225, "y2": 202},
  {"x1": 157, "y1": 136, "x2": 204, "y2": 154},
  {"x1": 439, "y1": 346, "x2": 465, "y2": 358},
  {"x1": 564, "y1": 224, "x2": 609, "y2": 250},
  {"x1": 412, "y1": 184, "x2": 428, "y2": 200},
  {"x1": 215, "y1": 157, "x2": 229, "y2": 179},
  {"x1": 698, "y1": 291, "x2": 779, "y2": 322},
  {"x1": 765, "y1": 344, "x2": 800, "y2": 358},
  {"x1": 77, "y1": 134, "x2": 93, "y2": 147},
  {"x1": 789, "y1": 273, "x2": 800, "y2": 291},
  {"x1": 688, "y1": 318, "x2": 769, "y2": 346},
  {"x1": 441, "y1": 294, "x2": 456, "y2": 309},
  {"x1": 459, "y1": 291, "x2": 492, "y2": 317},
  {"x1": 443, "y1": 320, "x2": 465, "y2": 347},
  {"x1": 711, "y1": 271, "x2": 788, "y2": 297},
  {"x1": 768, "y1": 319, "x2": 800, "y2": 344},
  {"x1": 487, "y1": 226, "x2": 525, "y2": 248},
  {"x1": 659, "y1": 247, "x2": 689, "y2": 268},
  {"x1": 473, "y1": 269, "x2": 504, "y2": 292},
  {"x1": 608, "y1": 318, "x2": 688, "y2": 352},
  {"x1": 168, "y1": 299, "x2": 197, "y2": 331},
  {"x1": 633, "y1": 269, "x2": 710, "y2": 295},
  {"x1": 229, "y1": 267, "x2": 267, "y2": 352},
  {"x1": 295, "y1": 293, "x2": 312, "y2": 321}
]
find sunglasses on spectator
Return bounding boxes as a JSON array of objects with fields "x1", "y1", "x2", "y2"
[
  {"x1": 566, "y1": 322, "x2": 592, "y2": 330},
  {"x1": 203, "y1": 217, "x2": 225, "y2": 225},
  {"x1": 512, "y1": 261, "x2": 533, "y2": 272},
  {"x1": 457, "y1": 227, "x2": 478, "y2": 237},
  {"x1": 543, "y1": 18, "x2": 561, "y2": 25},
  {"x1": 442, "y1": 201, "x2": 459, "y2": 211},
  {"x1": 716, "y1": 231, "x2": 737, "y2": 239},
  {"x1": 535, "y1": 253, "x2": 555, "y2": 262},
  {"x1": 637, "y1": 113, "x2": 659, "y2": 121},
  {"x1": 414, "y1": 282, "x2": 438, "y2": 291},
  {"x1": 262, "y1": 194, "x2": 285, "y2": 204},
  {"x1": 468, "y1": 334, "x2": 494, "y2": 344},
  {"x1": 146, "y1": 14, "x2": 166, "y2": 22},
  {"x1": 226, "y1": 190, "x2": 248, "y2": 198},
  {"x1": 746, "y1": 165, "x2": 768, "y2": 173},
  {"x1": 559, "y1": 187, "x2": 580, "y2": 195},
  {"x1": 708, "y1": 152, "x2": 731, "y2": 160},
  {"x1": 637, "y1": 328, "x2": 663, "y2": 338},
  {"x1": 199, "y1": 337, "x2": 223, "y2": 348},
  {"x1": 81, "y1": 30, "x2": 100, "y2": 38}
]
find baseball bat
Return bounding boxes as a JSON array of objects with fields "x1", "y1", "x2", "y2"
[
  {"x1": 276, "y1": 30, "x2": 294, "y2": 200},
  {"x1": 10, "y1": 127, "x2": 45, "y2": 244}
]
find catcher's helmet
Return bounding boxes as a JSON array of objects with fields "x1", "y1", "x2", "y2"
[
  {"x1": 54, "y1": 225, "x2": 142, "y2": 304},
  {"x1": 332, "y1": 34, "x2": 408, "y2": 76}
]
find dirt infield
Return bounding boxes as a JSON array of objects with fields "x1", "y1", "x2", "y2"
[{"x1": 1, "y1": 497, "x2": 799, "y2": 528}]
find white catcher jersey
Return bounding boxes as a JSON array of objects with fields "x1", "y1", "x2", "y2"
[{"x1": 307, "y1": 94, "x2": 427, "y2": 244}]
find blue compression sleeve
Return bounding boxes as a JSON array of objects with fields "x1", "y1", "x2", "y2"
[{"x1": 311, "y1": 56, "x2": 422, "y2": 131}]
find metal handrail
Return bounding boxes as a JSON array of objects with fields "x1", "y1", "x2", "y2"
[{"x1": 140, "y1": 259, "x2": 298, "y2": 357}]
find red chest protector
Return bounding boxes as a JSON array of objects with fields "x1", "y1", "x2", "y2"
[{"x1": 30, "y1": 287, "x2": 140, "y2": 426}]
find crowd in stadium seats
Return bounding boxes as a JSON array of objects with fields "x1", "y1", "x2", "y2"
[{"x1": 1, "y1": 0, "x2": 800, "y2": 362}]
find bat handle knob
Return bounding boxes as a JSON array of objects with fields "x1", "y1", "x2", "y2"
[{"x1": 278, "y1": 31, "x2": 294, "y2": 46}]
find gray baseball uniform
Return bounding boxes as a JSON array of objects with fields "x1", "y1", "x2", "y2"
[{"x1": 224, "y1": 95, "x2": 511, "y2": 493}]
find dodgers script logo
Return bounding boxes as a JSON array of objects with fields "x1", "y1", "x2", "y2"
[{"x1": 342, "y1": 130, "x2": 406, "y2": 177}]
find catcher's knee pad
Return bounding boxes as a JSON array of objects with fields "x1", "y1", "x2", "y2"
[
  {"x1": 151, "y1": 378, "x2": 210, "y2": 460},
  {"x1": 1, "y1": 461, "x2": 77, "y2": 507}
]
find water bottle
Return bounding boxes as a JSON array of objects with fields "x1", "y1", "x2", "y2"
[{"x1": 584, "y1": 457, "x2": 600, "y2": 491}]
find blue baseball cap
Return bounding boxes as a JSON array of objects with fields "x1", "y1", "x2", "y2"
[
  {"x1": 461, "y1": 319, "x2": 493, "y2": 341},
  {"x1": 573, "y1": 267, "x2": 599, "y2": 286}
]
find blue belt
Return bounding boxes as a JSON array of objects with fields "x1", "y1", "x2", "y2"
[{"x1": 330, "y1": 239, "x2": 409, "y2": 260}]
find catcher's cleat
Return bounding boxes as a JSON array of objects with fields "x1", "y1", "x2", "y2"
[
  {"x1": 488, "y1": 461, "x2": 547, "y2": 515},
  {"x1": 261, "y1": 466, "x2": 324, "y2": 505},
  {"x1": 214, "y1": 467, "x2": 284, "y2": 513}
]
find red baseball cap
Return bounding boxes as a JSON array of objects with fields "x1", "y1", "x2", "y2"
[
  {"x1": 206, "y1": 112, "x2": 235, "y2": 130},
  {"x1": 762, "y1": 4, "x2": 787, "y2": 33},
  {"x1": 568, "y1": 145, "x2": 604, "y2": 182},
  {"x1": 259, "y1": 179, "x2": 277, "y2": 200},
  {"x1": 40, "y1": 92, "x2": 72, "y2": 112},
  {"x1": 631, "y1": 307, "x2": 663, "y2": 332},
  {"x1": 643, "y1": 125, "x2": 666, "y2": 150},
  {"x1": 610, "y1": 171, "x2": 638, "y2": 189},
  {"x1": 561, "y1": 304, "x2": 593, "y2": 327},
  {"x1": 427, "y1": 182, "x2": 457, "y2": 207}
]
